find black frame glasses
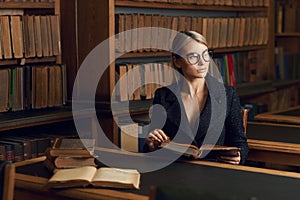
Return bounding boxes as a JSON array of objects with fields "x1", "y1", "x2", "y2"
[{"x1": 185, "y1": 50, "x2": 213, "y2": 65}]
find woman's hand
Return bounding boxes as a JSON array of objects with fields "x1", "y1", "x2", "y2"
[
  {"x1": 146, "y1": 129, "x2": 169, "y2": 151},
  {"x1": 218, "y1": 150, "x2": 241, "y2": 165}
]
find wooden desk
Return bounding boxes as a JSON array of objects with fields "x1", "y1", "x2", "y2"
[
  {"x1": 246, "y1": 121, "x2": 300, "y2": 167},
  {"x1": 255, "y1": 105, "x2": 300, "y2": 125},
  {"x1": 15, "y1": 156, "x2": 300, "y2": 200}
]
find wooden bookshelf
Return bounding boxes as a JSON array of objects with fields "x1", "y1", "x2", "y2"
[
  {"x1": 0, "y1": 0, "x2": 77, "y2": 165},
  {"x1": 0, "y1": 2, "x2": 54, "y2": 9},
  {"x1": 115, "y1": 0, "x2": 268, "y2": 12},
  {"x1": 59, "y1": 0, "x2": 299, "y2": 146}
]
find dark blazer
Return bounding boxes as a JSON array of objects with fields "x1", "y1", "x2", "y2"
[{"x1": 146, "y1": 75, "x2": 249, "y2": 165}]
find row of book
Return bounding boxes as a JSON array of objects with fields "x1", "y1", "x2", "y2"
[
  {"x1": 114, "y1": 50, "x2": 264, "y2": 102},
  {"x1": 0, "y1": 64, "x2": 66, "y2": 113},
  {"x1": 0, "y1": 15, "x2": 60, "y2": 60},
  {"x1": 115, "y1": 13, "x2": 269, "y2": 53},
  {"x1": 115, "y1": 62, "x2": 175, "y2": 102},
  {"x1": 0, "y1": 133, "x2": 75, "y2": 162},
  {"x1": 275, "y1": 1, "x2": 300, "y2": 33},
  {"x1": 44, "y1": 138, "x2": 96, "y2": 172},
  {"x1": 275, "y1": 47, "x2": 300, "y2": 80},
  {"x1": 0, "y1": 0, "x2": 54, "y2": 2},
  {"x1": 120, "y1": 0, "x2": 270, "y2": 7},
  {"x1": 213, "y1": 50, "x2": 265, "y2": 86}
]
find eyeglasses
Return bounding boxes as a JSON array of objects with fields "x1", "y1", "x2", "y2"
[{"x1": 185, "y1": 50, "x2": 213, "y2": 65}]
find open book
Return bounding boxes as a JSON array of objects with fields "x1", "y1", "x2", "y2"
[
  {"x1": 47, "y1": 166, "x2": 140, "y2": 189},
  {"x1": 160, "y1": 141, "x2": 240, "y2": 159}
]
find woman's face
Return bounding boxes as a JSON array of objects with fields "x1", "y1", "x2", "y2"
[{"x1": 173, "y1": 40, "x2": 210, "y2": 79}]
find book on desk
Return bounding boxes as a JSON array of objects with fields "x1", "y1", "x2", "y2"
[{"x1": 46, "y1": 165, "x2": 141, "y2": 190}]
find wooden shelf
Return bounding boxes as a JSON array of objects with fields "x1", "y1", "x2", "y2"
[
  {"x1": 115, "y1": 0, "x2": 267, "y2": 12},
  {"x1": 237, "y1": 81, "x2": 275, "y2": 98},
  {"x1": 237, "y1": 79, "x2": 300, "y2": 98},
  {"x1": 275, "y1": 33, "x2": 300, "y2": 37},
  {"x1": 0, "y1": 2, "x2": 54, "y2": 9},
  {"x1": 118, "y1": 45, "x2": 268, "y2": 59},
  {"x1": 118, "y1": 51, "x2": 171, "y2": 59},
  {"x1": 0, "y1": 56, "x2": 57, "y2": 67},
  {"x1": 272, "y1": 79, "x2": 300, "y2": 89},
  {"x1": 0, "y1": 106, "x2": 73, "y2": 131},
  {"x1": 96, "y1": 100, "x2": 153, "y2": 116}
]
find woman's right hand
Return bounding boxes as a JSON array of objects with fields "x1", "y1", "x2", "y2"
[{"x1": 146, "y1": 129, "x2": 169, "y2": 151}]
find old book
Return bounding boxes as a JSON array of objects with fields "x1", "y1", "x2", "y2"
[
  {"x1": 10, "y1": 15, "x2": 23, "y2": 58},
  {"x1": 206, "y1": 18, "x2": 214, "y2": 49},
  {"x1": 27, "y1": 15, "x2": 36, "y2": 57},
  {"x1": 0, "y1": 69, "x2": 10, "y2": 112},
  {"x1": 41, "y1": 66, "x2": 49, "y2": 108},
  {"x1": 0, "y1": 141, "x2": 24, "y2": 162},
  {"x1": 160, "y1": 140, "x2": 240, "y2": 159},
  {"x1": 201, "y1": 18, "x2": 208, "y2": 44},
  {"x1": 45, "y1": 148, "x2": 93, "y2": 158},
  {"x1": 226, "y1": 18, "x2": 234, "y2": 47},
  {"x1": 53, "y1": 65, "x2": 63, "y2": 106},
  {"x1": 115, "y1": 13, "x2": 125, "y2": 53},
  {"x1": 144, "y1": 63, "x2": 152, "y2": 99},
  {"x1": 178, "y1": 16, "x2": 186, "y2": 32},
  {"x1": 46, "y1": 16, "x2": 53, "y2": 56},
  {"x1": 232, "y1": 18, "x2": 240, "y2": 47},
  {"x1": 50, "y1": 15, "x2": 61, "y2": 55},
  {"x1": 137, "y1": 13, "x2": 144, "y2": 53},
  {"x1": 52, "y1": 156, "x2": 96, "y2": 169},
  {"x1": 1, "y1": 137, "x2": 32, "y2": 160},
  {"x1": 48, "y1": 66, "x2": 55, "y2": 107},
  {"x1": 143, "y1": 14, "x2": 152, "y2": 52},
  {"x1": 118, "y1": 64, "x2": 128, "y2": 101},
  {"x1": 131, "y1": 14, "x2": 138, "y2": 52},
  {"x1": 34, "y1": 15, "x2": 43, "y2": 57},
  {"x1": 219, "y1": 18, "x2": 228, "y2": 48},
  {"x1": 151, "y1": 14, "x2": 159, "y2": 52},
  {"x1": 124, "y1": 14, "x2": 132, "y2": 53},
  {"x1": 47, "y1": 166, "x2": 140, "y2": 189},
  {"x1": 0, "y1": 16, "x2": 12, "y2": 59},
  {"x1": 211, "y1": 18, "x2": 220, "y2": 48},
  {"x1": 119, "y1": 122, "x2": 139, "y2": 153},
  {"x1": 132, "y1": 64, "x2": 141, "y2": 100},
  {"x1": 238, "y1": 17, "x2": 246, "y2": 46},
  {"x1": 53, "y1": 137, "x2": 94, "y2": 148},
  {"x1": 126, "y1": 64, "x2": 134, "y2": 100},
  {"x1": 40, "y1": 16, "x2": 50, "y2": 57}
]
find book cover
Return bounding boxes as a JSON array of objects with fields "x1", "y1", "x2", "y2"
[
  {"x1": 47, "y1": 166, "x2": 140, "y2": 190},
  {"x1": 160, "y1": 140, "x2": 240, "y2": 159}
]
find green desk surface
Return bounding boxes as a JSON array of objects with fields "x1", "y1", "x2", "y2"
[
  {"x1": 16, "y1": 156, "x2": 300, "y2": 200},
  {"x1": 247, "y1": 122, "x2": 300, "y2": 144}
]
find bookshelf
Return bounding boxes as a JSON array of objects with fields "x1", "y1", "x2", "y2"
[
  {"x1": 242, "y1": 0, "x2": 300, "y2": 113},
  {"x1": 0, "y1": 0, "x2": 85, "y2": 163},
  {"x1": 60, "y1": 0, "x2": 299, "y2": 147}
]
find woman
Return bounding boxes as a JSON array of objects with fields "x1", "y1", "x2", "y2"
[{"x1": 144, "y1": 31, "x2": 248, "y2": 165}]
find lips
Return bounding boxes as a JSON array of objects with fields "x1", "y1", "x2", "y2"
[{"x1": 196, "y1": 68, "x2": 206, "y2": 73}]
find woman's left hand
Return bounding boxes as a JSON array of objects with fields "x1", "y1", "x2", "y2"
[{"x1": 218, "y1": 150, "x2": 241, "y2": 165}]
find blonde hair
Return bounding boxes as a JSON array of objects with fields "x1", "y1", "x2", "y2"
[{"x1": 172, "y1": 31, "x2": 208, "y2": 55}]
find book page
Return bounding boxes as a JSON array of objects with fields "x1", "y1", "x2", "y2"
[
  {"x1": 200, "y1": 144, "x2": 240, "y2": 151},
  {"x1": 49, "y1": 166, "x2": 97, "y2": 183},
  {"x1": 92, "y1": 167, "x2": 140, "y2": 189},
  {"x1": 160, "y1": 141, "x2": 200, "y2": 158}
]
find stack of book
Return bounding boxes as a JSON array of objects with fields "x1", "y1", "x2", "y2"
[{"x1": 44, "y1": 138, "x2": 96, "y2": 172}]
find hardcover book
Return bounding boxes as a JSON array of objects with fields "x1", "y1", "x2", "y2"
[
  {"x1": 160, "y1": 140, "x2": 240, "y2": 159},
  {"x1": 47, "y1": 166, "x2": 140, "y2": 189}
]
